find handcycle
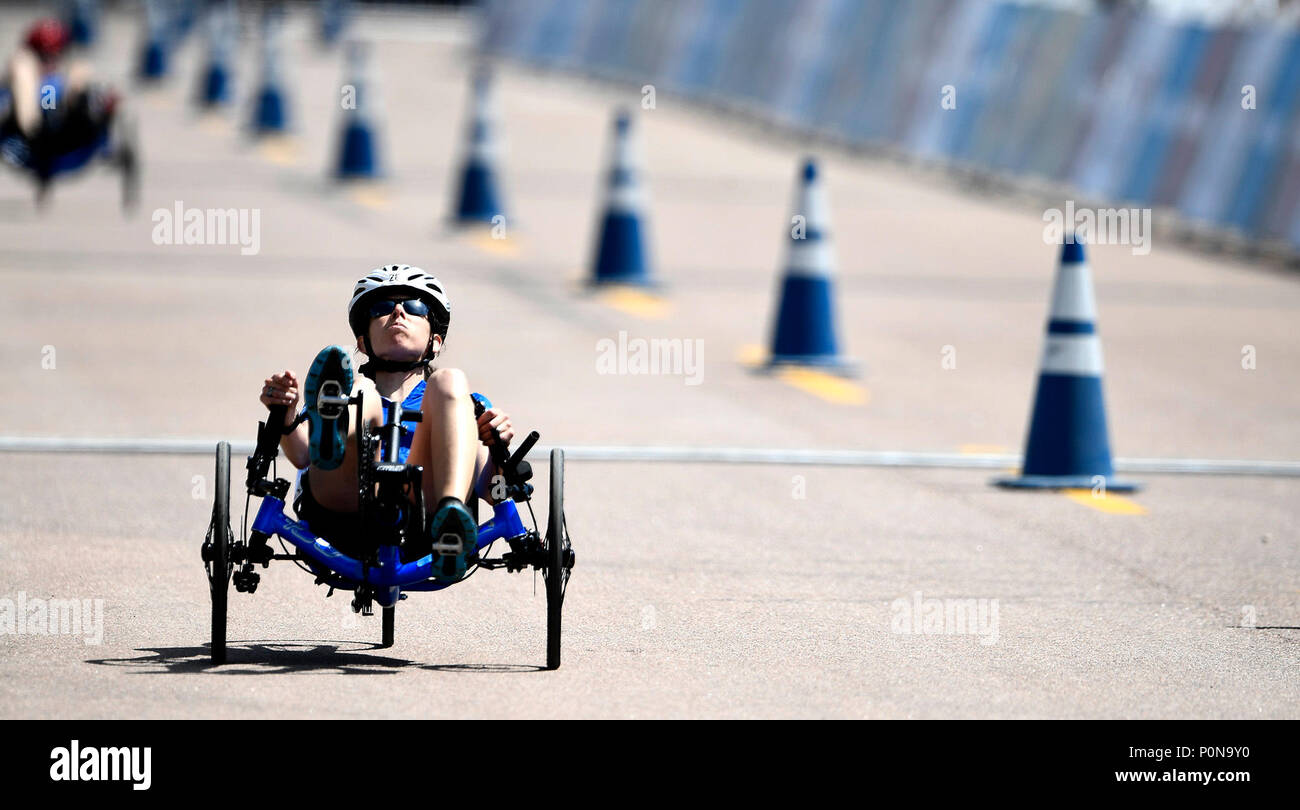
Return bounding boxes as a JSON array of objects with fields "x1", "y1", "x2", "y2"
[
  {"x1": 0, "y1": 85, "x2": 138, "y2": 208},
  {"x1": 201, "y1": 390, "x2": 575, "y2": 669}
]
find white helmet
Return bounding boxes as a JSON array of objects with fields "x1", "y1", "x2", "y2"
[{"x1": 347, "y1": 264, "x2": 450, "y2": 340}]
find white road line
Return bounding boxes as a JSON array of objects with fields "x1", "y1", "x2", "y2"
[{"x1": 1, "y1": 437, "x2": 1298, "y2": 477}]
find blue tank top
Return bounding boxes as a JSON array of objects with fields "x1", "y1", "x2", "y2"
[
  {"x1": 37, "y1": 73, "x2": 65, "y2": 123},
  {"x1": 293, "y1": 379, "x2": 426, "y2": 500},
  {"x1": 380, "y1": 379, "x2": 425, "y2": 463}
]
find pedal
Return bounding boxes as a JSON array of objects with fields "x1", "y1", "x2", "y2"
[
  {"x1": 233, "y1": 569, "x2": 260, "y2": 593},
  {"x1": 430, "y1": 533, "x2": 464, "y2": 555},
  {"x1": 316, "y1": 382, "x2": 350, "y2": 418}
]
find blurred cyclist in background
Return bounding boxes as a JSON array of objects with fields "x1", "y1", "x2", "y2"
[{"x1": 1, "y1": 17, "x2": 136, "y2": 203}]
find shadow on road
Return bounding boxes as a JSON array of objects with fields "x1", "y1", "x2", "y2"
[
  {"x1": 87, "y1": 641, "x2": 545, "y2": 674},
  {"x1": 422, "y1": 663, "x2": 546, "y2": 673}
]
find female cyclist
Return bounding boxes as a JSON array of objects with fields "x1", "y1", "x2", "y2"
[{"x1": 257, "y1": 264, "x2": 512, "y2": 581}]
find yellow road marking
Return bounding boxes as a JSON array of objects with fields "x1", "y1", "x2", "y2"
[
  {"x1": 349, "y1": 184, "x2": 390, "y2": 210},
  {"x1": 258, "y1": 136, "x2": 299, "y2": 165},
  {"x1": 736, "y1": 344, "x2": 866, "y2": 404},
  {"x1": 1063, "y1": 489, "x2": 1147, "y2": 515},
  {"x1": 774, "y1": 367, "x2": 868, "y2": 406},
  {"x1": 599, "y1": 287, "x2": 669, "y2": 319},
  {"x1": 737, "y1": 343, "x2": 765, "y2": 366},
  {"x1": 468, "y1": 230, "x2": 520, "y2": 256}
]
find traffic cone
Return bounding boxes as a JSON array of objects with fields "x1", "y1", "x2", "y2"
[
  {"x1": 589, "y1": 110, "x2": 654, "y2": 286},
  {"x1": 333, "y1": 41, "x2": 382, "y2": 179},
  {"x1": 994, "y1": 238, "x2": 1139, "y2": 492},
  {"x1": 250, "y1": 10, "x2": 290, "y2": 134},
  {"x1": 765, "y1": 158, "x2": 853, "y2": 372},
  {"x1": 137, "y1": 0, "x2": 169, "y2": 82},
  {"x1": 196, "y1": 2, "x2": 235, "y2": 108},
  {"x1": 451, "y1": 68, "x2": 505, "y2": 225},
  {"x1": 65, "y1": 0, "x2": 98, "y2": 47},
  {"x1": 170, "y1": 0, "x2": 198, "y2": 43},
  {"x1": 320, "y1": 0, "x2": 351, "y2": 46}
]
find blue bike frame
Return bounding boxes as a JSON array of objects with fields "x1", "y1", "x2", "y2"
[{"x1": 250, "y1": 495, "x2": 528, "y2": 607}]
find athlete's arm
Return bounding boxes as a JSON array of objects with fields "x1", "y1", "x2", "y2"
[{"x1": 260, "y1": 370, "x2": 310, "y2": 468}]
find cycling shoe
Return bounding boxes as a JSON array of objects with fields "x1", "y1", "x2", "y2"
[
  {"x1": 304, "y1": 345, "x2": 353, "y2": 471},
  {"x1": 426, "y1": 495, "x2": 478, "y2": 582}
]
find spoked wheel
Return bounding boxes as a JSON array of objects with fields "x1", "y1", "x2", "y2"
[
  {"x1": 203, "y1": 442, "x2": 232, "y2": 665},
  {"x1": 545, "y1": 448, "x2": 572, "y2": 670},
  {"x1": 381, "y1": 605, "x2": 394, "y2": 648}
]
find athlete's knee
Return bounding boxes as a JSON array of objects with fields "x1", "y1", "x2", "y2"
[{"x1": 425, "y1": 367, "x2": 468, "y2": 404}]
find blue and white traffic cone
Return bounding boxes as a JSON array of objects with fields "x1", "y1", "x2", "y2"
[
  {"x1": 137, "y1": 0, "x2": 169, "y2": 82},
  {"x1": 65, "y1": 0, "x2": 97, "y2": 47},
  {"x1": 589, "y1": 109, "x2": 654, "y2": 286},
  {"x1": 333, "y1": 41, "x2": 382, "y2": 179},
  {"x1": 250, "y1": 10, "x2": 290, "y2": 135},
  {"x1": 766, "y1": 158, "x2": 854, "y2": 372},
  {"x1": 451, "y1": 69, "x2": 505, "y2": 225},
  {"x1": 320, "y1": 0, "x2": 351, "y2": 47},
  {"x1": 196, "y1": 2, "x2": 235, "y2": 108},
  {"x1": 994, "y1": 238, "x2": 1139, "y2": 492},
  {"x1": 170, "y1": 0, "x2": 198, "y2": 43}
]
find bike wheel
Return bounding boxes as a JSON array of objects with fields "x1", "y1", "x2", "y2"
[
  {"x1": 205, "y1": 441, "x2": 232, "y2": 664},
  {"x1": 545, "y1": 448, "x2": 567, "y2": 670},
  {"x1": 382, "y1": 605, "x2": 395, "y2": 648}
]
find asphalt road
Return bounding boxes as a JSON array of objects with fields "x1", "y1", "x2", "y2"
[{"x1": 0, "y1": 6, "x2": 1296, "y2": 718}]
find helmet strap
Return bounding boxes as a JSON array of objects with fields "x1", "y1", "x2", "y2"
[{"x1": 357, "y1": 333, "x2": 437, "y2": 379}]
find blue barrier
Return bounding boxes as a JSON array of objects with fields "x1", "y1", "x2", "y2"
[
  {"x1": 481, "y1": 0, "x2": 1300, "y2": 250},
  {"x1": 1224, "y1": 32, "x2": 1300, "y2": 234}
]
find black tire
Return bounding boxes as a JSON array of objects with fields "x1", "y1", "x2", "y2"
[
  {"x1": 545, "y1": 448, "x2": 566, "y2": 670},
  {"x1": 116, "y1": 114, "x2": 140, "y2": 213},
  {"x1": 206, "y1": 441, "x2": 231, "y2": 665},
  {"x1": 381, "y1": 605, "x2": 394, "y2": 648}
]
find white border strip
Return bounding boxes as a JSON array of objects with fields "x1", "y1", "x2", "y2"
[{"x1": 1, "y1": 437, "x2": 1298, "y2": 477}]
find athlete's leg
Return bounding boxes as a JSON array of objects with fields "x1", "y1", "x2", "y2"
[
  {"x1": 406, "y1": 367, "x2": 479, "y2": 506},
  {"x1": 7, "y1": 50, "x2": 41, "y2": 138},
  {"x1": 303, "y1": 368, "x2": 383, "y2": 513},
  {"x1": 64, "y1": 59, "x2": 91, "y2": 99}
]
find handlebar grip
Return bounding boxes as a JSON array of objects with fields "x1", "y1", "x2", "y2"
[
  {"x1": 267, "y1": 404, "x2": 288, "y2": 430},
  {"x1": 507, "y1": 431, "x2": 540, "y2": 470},
  {"x1": 470, "y1": 393, "x2": 511, "y2": 466},
  {"x1": 266, "y1": 404, "x2": 288, "y2": 441},
  {"x1": 254, "y1": 404, "x2": 288, "y2": 461}
]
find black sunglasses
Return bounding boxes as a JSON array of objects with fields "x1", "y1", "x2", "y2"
[{"x1": 369, "y1": 298, "x2": 430, "y2": 320}]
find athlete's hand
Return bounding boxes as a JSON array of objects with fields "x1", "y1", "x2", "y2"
[
  {"x1": 259, "y1": 370, "x2": 300, "y2": 426},
  {"x1": 477, "y1": 407, "x2": 514, "y2": 447}
]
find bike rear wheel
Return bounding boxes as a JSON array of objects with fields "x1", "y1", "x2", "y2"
[
  {"x1": 545, "y1": 448, "x2": 568, "y2": 670},
  {"x1": 204, "y1": 442, "x2": 232, "y2": 664}
]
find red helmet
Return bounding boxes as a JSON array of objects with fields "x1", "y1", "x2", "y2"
[{"x1": 24, "y1": 19, "x2": 69, "y2": 61}]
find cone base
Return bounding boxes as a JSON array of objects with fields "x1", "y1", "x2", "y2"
[
  {"x1": 198, "y1": 66, "x2": 231, "y2": 107},
  {"x1": 139, "y1": 43, "x2": 167, "y2": 81},
  {"x1": 251, "y1": 87, "x2": 289, "y2": 134},
  {"x1": 764, "y1": 354, "x2": 858, "y2": 377},
  {"x1": 992, "y1": 474, "x2": 1141, "y2": 493},
  {"x1": 587, "y1": 275, "x2": 659, "y2": 289},
  {"x1": 335, "y1": 124, "x2": 380, "y2": 179},
  {"x1": 591, "y1": 210, "x2": 651, "y2": 286},
  {"x1": 454, "y1": 162, "x2": 503, "y2": 224}
]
